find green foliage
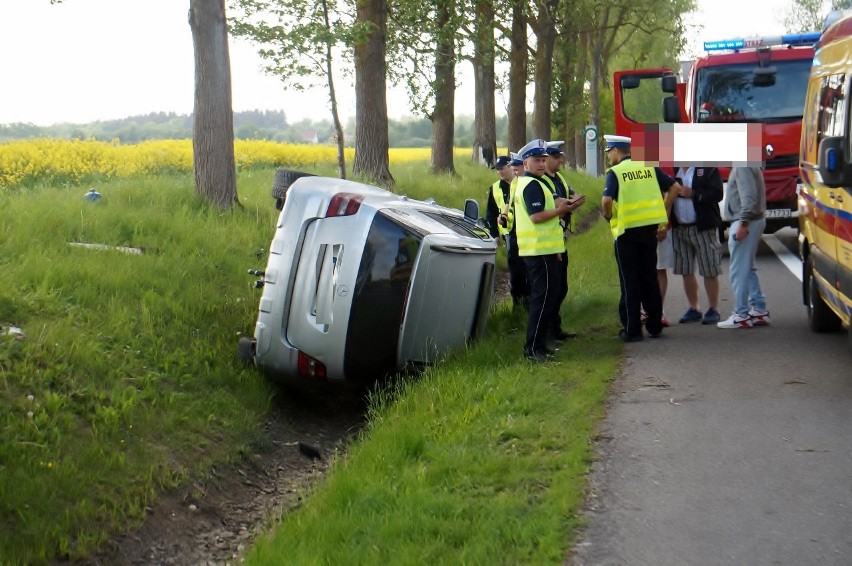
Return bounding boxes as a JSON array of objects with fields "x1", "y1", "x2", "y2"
[
  {"x1": 1, "y1": 113, "x2": 513, "y2": 148},
  {"x1": 0, "y1": 111, "x2": 288, "y2": 144},
  {"x1": 783, "y1": 0, "x2": 850, "y2": 32},
  {"x1": 228, "y1": 0, "x2": 358, "y2": 92},
  {"x1": 0, "y1": 172, "x2": 280, "y2": 562}
]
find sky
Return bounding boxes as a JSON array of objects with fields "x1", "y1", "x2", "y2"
[{"x1": 0, "y1": 0, "x2": 798, "y2": 127}]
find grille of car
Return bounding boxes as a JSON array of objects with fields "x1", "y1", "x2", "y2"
[{"x1": 765, "y1": 154, "x2": 798, "y2": 170}]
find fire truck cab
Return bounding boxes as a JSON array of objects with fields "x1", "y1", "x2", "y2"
[{"x1": 614, "y1": 32, "x2": 819, "y2": 233}]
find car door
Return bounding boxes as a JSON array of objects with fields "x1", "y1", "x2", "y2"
[
  {"x1": 614, "y1": 68, "x2": 685, "y2": 136},
  {"x1": 398, "y1": 234, "x2": 495, "y2": 367}
]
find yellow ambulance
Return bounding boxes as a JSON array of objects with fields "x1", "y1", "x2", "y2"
[{"x1": 798, "y1": 10, "x2": 852, "y2": 349}]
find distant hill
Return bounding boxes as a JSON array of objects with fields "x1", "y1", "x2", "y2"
[{"x1": 0, "y1": 110, "x2": 510, "y2": 148}]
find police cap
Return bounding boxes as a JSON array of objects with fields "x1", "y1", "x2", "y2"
[
  {"x1": 519, "y1": 139, "x2": 547, "y2": 159},
  {"x1": 603, "y1": 134, "x2": 631, "y2": 151}
]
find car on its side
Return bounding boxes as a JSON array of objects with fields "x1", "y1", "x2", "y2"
[{"x1": 238, "y1": 172, "x2": 498, "y2": 385}]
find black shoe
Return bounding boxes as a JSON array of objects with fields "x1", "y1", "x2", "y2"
[
  {"x1": 524, "y1": 349, "x2": 554, "y2": 362},
  {"x1": 617, "y1": 329, "x2": 644, "y2": 343},
  {"x1": 551, "y1": 330, "x2": 578, "y2": 341}
]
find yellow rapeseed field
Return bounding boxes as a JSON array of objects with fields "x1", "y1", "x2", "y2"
[{"x1": 0, "y1": 139, "x2": 468, "y2": 189}]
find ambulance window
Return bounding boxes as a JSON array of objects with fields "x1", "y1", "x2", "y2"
[{"x1": 817, "y1": 74, "x2": 847, "y2": 145}]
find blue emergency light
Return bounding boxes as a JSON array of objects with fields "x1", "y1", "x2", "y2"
[{"x1": 704, "y1": 31, "x2": 820, "y2": 52}]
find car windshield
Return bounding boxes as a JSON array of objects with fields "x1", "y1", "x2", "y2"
[
  {"x1": 694, "y1": 58, "x2": 812, "y2": 123},
  {"x1": 382, "y1": 208, "x2": 491, "y2": 241},
  {"x1": 419, "y1": 211, "x2": 491, "y2": 240}
]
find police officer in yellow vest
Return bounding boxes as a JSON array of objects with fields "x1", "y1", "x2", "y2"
[
  {"x1": 542, "y1": 140, "x2": 587, "y2": 340},
  {"x1": 485, "y1": 155, "x2": 528, "y2": 307},
  {"x1": 515, "y1": 139, "x2": 574, "y2": 361},
  {"x1": 601, "y1": 135, "x2": 679, "y2": 342}
]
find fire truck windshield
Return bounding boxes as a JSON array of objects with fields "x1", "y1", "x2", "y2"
[{"x1": 694, "y1": 58, "x2": 812, "y2": 123}]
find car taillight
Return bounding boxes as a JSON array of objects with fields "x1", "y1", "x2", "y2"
[
  {"x1": 297, "y1": 351, "x2": 327, "y2": 379},
  {"x1": 325, "y1": 192, "x2": 363, "y2": 217}
]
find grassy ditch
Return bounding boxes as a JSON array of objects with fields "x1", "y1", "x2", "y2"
[
  {"x1": 245, "y1": 170, "x2": 625, "y2": 564},
  {"x1": 0, "y1": 160, "x2": 622, "y2": 564}
]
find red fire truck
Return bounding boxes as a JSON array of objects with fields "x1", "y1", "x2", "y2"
[{"x1": 613, "y1": 32, "x2": 819, "y2": 233}]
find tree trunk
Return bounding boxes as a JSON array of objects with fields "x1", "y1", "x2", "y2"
[
  {"x1": 321, "y1": 0, "x2": 346, "y2": 179},
  {"x1": 188, "y1": 0, "x2": 238, "y2": 208},
  {"x1": 353, "y1": 0, "x2": 394, "y2": 187},
  {"x1": 531, "y1": 0, "x2": 557, "y2": 140},
  {"x1": 507, "y1": 0, "x2": 527, "y2": 153},
  {"x1": 430, "y1": 0, "x2": 456, "y2": 174},
  {"x1": 560, "y1": 26, "x2": 587, "y2": 170},
  {"x1": 471, "y1": 0, "x2": 497, "y2": 167},
  {"x1": 590, "y1": 12, "x2": 606, "y2": 174}
]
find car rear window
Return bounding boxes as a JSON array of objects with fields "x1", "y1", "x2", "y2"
[{"x1": 343, "y1": 212, "x2": 422, "y2": 380}]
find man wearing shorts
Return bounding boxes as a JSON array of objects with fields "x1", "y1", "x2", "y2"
[
  {"x1": 671, "y1": 166, "x2": 724, "y2": 325},
  {"x1": 656, "y1": 226, "x2": 674, "y2": 327}
]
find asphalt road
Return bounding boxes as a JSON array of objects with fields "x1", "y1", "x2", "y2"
[{"x1": 570, "y1": 228, "x2": 852, "y2": 566}]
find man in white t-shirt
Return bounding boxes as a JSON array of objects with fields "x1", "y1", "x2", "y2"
[{"x1": 670, "y1": 166, "x2": 724, "y2": 325}]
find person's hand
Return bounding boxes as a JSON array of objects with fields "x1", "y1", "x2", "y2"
[
  {"x1": 656, "y1": 223, "x2": 669, "y2": 242},
  {"x1": 678, "y1": 185, "x2": 693, "y2": 198},
  {"x1": 567, "y1": 194, "x2": 586, "y2": 211},
  {"x1": 734, "y1": 221, "x2": 748, "y2": 241},
  {"x1": 554, "y1": 197, "x2": 571, "y2": 212}
]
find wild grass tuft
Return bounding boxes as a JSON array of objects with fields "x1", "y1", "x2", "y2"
[{"x1": 0, "y1": 172, "x2": 280, "y2": 563}]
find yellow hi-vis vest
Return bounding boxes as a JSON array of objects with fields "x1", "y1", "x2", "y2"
[
  {"x1": 608, "y1": 159, "x2": 668, "y2": 239},
  {"x1": 541, "y1": 172, "x2": 576, "y2": 235},
  {"x1": 491, "y1": 181, "x2": 513, "y2": 236},
  {"x1": 513, "y1": 176, "x2": 565, "y2": 256}
]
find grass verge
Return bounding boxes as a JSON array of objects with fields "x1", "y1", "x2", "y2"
[{"x1": 0, "y1": 159, "x2": 622, "y2": 564}]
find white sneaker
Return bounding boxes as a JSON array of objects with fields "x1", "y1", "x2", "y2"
[
  {"x1": 748, "y1": 308, "x2": 771, "y2": 326},
  {"x1": 717, "y1": 312, "x2": 753, "y2": 329}
]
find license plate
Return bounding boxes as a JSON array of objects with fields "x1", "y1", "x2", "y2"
[{"x1": 765, "y1": 209, "x2": 791, "y2": 219}]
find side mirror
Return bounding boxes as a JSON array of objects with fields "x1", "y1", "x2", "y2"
[
  {"x1": 620, "y1": 75, "x2": 641, "y2": 89},
  {"x1": 817, "y1": 136, "x2": 852, "y2": 188},
  {"x1": 463, "y1": 199, "x2": 480, "y2": 223},
  {"x1": 663, "y1": 96, "x2": 681, "y2": 123},
  {"x1": 661, "y1": 74, "x2": 678, "y2": 94}
]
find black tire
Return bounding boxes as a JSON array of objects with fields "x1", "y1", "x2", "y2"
[
  {"x1": 806, "y1": 260, "x2": 841, "y2": 333},
  {"x1": 271, "y1": 168, "x2": 315, "y2": 200},
  {"x1": 237, "y1": 337, "x2": 257, "y2": 364}
]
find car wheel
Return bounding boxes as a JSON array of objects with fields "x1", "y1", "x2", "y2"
[
  {"x1": 806, "y1": 260, "x2": 841, "y2": 333},
  {"x1": 272, "y1": 169, "x2": 315, "y2": 200},
  {"x1": 237, "y1": 336, "x2": 256, "y2": 364}
]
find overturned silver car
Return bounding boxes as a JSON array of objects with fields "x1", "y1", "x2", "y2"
[{"x1": 238, "y1": 172, "x2": 497, "y2": 385}]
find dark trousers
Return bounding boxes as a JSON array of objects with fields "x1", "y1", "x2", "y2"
[
  {"x1": 523, "y1": 253, "x2": 561, "y2": 354},
  {"x1": 505, "y1": 234, "x2": 529, "y2": 304},
  {"x1": 551, "y1": 250, "x2": 568, "y2": 334},
  {"x1": 614, "y1": 231, "x2": 663, "y2": 337}
]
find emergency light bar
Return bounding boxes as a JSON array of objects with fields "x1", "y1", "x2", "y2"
[{"x1": 704, "y1": 32, "x2": 820, "y2": 52}]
